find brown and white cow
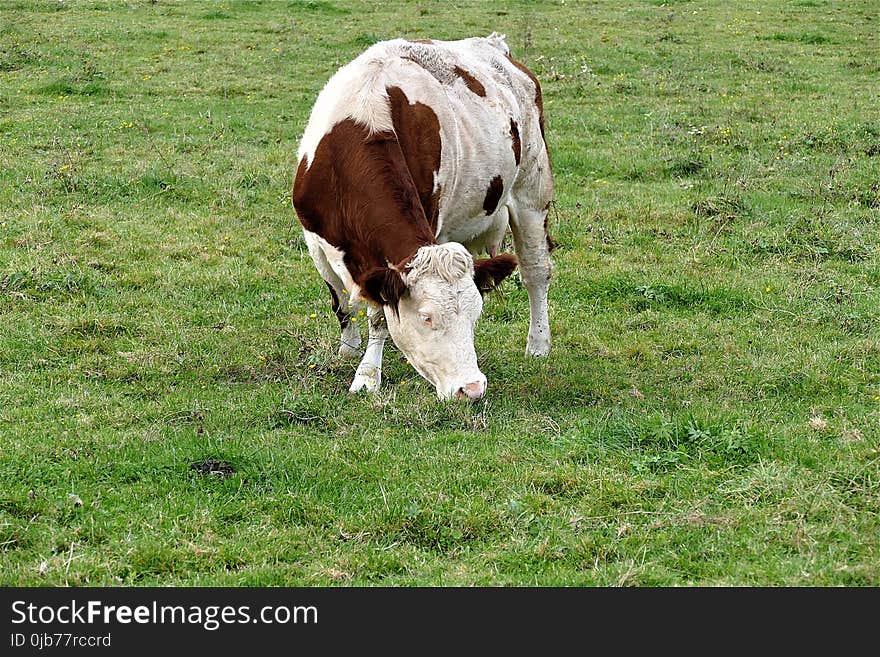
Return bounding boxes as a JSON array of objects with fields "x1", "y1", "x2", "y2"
[{"x1": 292, "y1": 33, "x2": 553, "y2": 401}]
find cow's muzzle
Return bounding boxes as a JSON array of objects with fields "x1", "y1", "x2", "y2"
[{"x1": 455, "y1": 379, "x2": 487, "y2": 402}]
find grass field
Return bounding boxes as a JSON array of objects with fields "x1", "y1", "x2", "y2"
[{"x1": 1, "y1": 0, "x2": 878, "y2": 586}]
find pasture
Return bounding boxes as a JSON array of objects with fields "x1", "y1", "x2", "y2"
[{"x1": 1, "y1": 0, "x2": 878, "y2": 586}]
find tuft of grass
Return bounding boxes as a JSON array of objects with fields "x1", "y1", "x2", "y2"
[
  {"x1": 202, "y1": 10, "x2": 232, "y2": 20},
  {"x1": 768, "y1": 32, "x2": 832, "y2": 44}
]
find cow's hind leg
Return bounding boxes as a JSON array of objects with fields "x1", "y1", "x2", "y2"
[
  {"x1": 304, "y1": 232, "x2": 362, "y2": 358},
  {"x1": 508, "y1": 203, "x2": 553, "y2": 357},
  {"x1": 349, "y1": 305, "x2": 388, "y2": 393},
  {"x1": 324, "y1": 282, "x2": 362, "y2": 358}
]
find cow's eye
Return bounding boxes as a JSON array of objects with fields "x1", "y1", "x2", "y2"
[{"x1": 419, "y1": 313, "x2": 433, "y2": 328}]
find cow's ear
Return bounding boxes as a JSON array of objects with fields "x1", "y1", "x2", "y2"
[
  {"x1": 473, "y1": 253, "x2": 518, "y2": 294},
  {"x1": 361, "y1": 266, "x2": 407, "y2": 310}
]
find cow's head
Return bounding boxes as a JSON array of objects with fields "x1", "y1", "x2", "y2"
[{"x1": 362, "y1": 243, "x2": 517, "y2": 401}]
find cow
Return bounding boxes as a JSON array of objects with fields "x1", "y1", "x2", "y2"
[{"x1": 292, "y1": 32, "x2": 553, "y2": 401}]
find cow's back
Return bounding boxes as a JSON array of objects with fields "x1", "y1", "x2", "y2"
[{"x1": 296, "y1": 34, "x2": 551, "y2": 250}]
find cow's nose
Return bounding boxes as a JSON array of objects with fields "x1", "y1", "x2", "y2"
[{"x1": 456, "y1": 380, "x2": 486, "y2": 402}]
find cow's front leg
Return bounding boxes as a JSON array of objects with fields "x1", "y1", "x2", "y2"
[
  {"x1": 509, "y1": 205, "x2": 553, "y2": 357},
  {"x1": 349, "y1": 304, "x2": 388, "y2": 393}
]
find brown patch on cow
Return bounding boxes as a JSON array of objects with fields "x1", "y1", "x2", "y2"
[
  {"x1": 506, "y1": 55, "x2": 549, "y2": 159},
  {"x1": 543, "y1": 201, "x2": 556, "y2": 253},
  {"x1": 483, "y1": 175, "x2": 504, "y2": 216},
  {"x1": 509, "y1": 118, "x2": 521, "y2": 166},
  {"x1": 386, "y1": 86, "x2": 443, "y2": 234},
  {"x1": 408, "y1": 39, "x2": 434, "y2": 44},
  {"x1": 453, "y1": 65, "x2": 486, "y2": 97},
  {"x1": 292, "y1": 119, "x2": 436, "y2": 304},
  {"x1": 473, "y1": 253, "x2": 518, "y2": 294}
]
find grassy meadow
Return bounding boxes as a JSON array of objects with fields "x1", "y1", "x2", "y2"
[{"x1": 1, "y1": 0, "x2": 878, "y2": 586}]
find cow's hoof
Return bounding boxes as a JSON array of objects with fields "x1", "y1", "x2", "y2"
[
  {"x1": 349, "y1": 367, "x2": 381, "y2": 393},
  {"x1": 339, "y1": 327, "x2": 361, "y2": 359},
  {"x1": 338, "y1": 342, "x2": 362, "y2": 360},
  {"x1": 526, "y1": 339, "x2": 551, "y2": 357}
]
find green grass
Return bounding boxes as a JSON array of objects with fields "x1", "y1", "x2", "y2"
[{"x1": 1, "y1": 0, "x2": 878, "y2": 586}]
